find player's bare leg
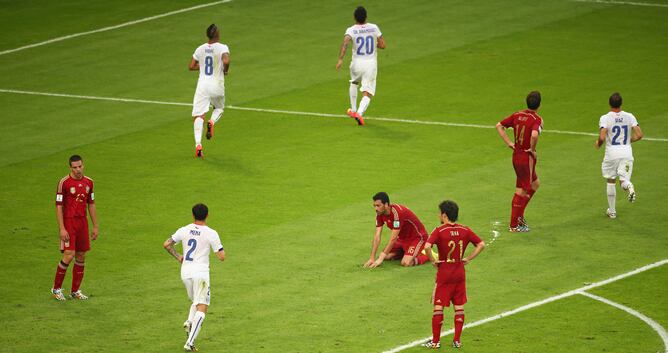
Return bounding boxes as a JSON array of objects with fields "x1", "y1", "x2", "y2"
[
  {"x1": 452, "y1": 305, "x2": 465, "y2": 348},
  {"x1": 422, "y1": 304, "x2": 443, "y2": 349},
  {"x1": 70, "y1": 251, "x2": 88, "y2": 300},
  {"x1": 193, "y1": 115, "x2": 204, "y2": 158},
  {"x1": 185, "y1": 304, "x2": 208, "y2": 351},
  {"x1": 52, "y1": 250, "x2": 75, "y2": 300}
]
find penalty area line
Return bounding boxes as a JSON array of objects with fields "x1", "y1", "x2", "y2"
[
  {"x1": 382, "y1": 258, "x2": 668, "y2": 353},
  {"x1": 0, "y1": 88, "x2": 666, "y2": 142},
  {"x1": 0, "y1": 0, "x2": 233, "y2": 56},
  {"x1": 572, "y1": 0, "x2": 668, "y2": 8}
]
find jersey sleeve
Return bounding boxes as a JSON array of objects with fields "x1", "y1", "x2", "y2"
[
  {"x1": 220, "y1": 44, "x2": 230, "y2": 55},
  {"x1": 87, "y1": 181, "x2": 95, "y2": 204},
  {"x1": 171, "y1": 227, "x2": 185, "y2": 244},
  {"x1": 344, "y1": 27, "x2": 354, "y2": 38},
  {"x1": 427, "y1": 228, "x2": 439, "y2": 244},
  {"x1": 56, "y1": 180, "x2": 64, "y2": 205},
  {"x1": 375, "y1": 24, "x2": 382, "y2": 37},
  {"x1": 375, "y1": 215, "x2": 383, "y2": 227},
  {"x1": 629, "y1": 113, "x2": 639, "y2": 127},
  {"x1": 468, "y1": 229, "x2": 482, "y2": 245},
  {"x1": 210, "y1": 231, "x2": 224, "y2": 252},
  {"x1": 192, "y1": 46, "x2": 201, "y2": 61},
  {"x1": 499, "y1": 114, "x2": 515, "y2": 127},
  {"x1": 599, "y1": 115, "x2": 608, "y2": 129}
]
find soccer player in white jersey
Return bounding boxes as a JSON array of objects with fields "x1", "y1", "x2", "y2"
[
  {"x1": 189, "y1": 24, "x2": 230, "y2": 158},
  {"x1": 595, "y1": 92, "x2": 643, "y2": 219},
  {"x1": 163, "y1": 203, "x2": 225, "y2": 351},
  {"x1": 336, "y1": 6, "x2": 386, "y2": 126}
]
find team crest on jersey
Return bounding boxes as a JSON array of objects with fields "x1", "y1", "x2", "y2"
[{"x1": 70, "y1": 187, "x2": 76, "y2": 194}]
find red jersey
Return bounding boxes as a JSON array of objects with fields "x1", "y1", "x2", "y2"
[
  {"x1": 499, "y1": 109, "x2": 543, "y2": 152},
  {"x1": 56, "y1": 175, "x2": 94, "y2": 218},
  {"x1": 375, "y1": 204, "x2": 427, "y2": 241},
  {"x1": 427, "y1": 223, "x2": 482, "y2": 284}
]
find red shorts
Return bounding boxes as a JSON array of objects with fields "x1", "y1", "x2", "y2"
[
  {"x1": 512, "y1": 151, "x2": 538, "y2": 191},
  {"x1": 391, "y1": 237, "x2": 426, "y2": 258},
  {"x1": 60, "y1": 217, "x2": 90, "y2": 252},
  {"x1": 432, "y1": 281, "x2": 467, "y2": 307}
]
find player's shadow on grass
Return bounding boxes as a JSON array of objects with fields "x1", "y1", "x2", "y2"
[
  {"x1": 363, "y1": 122, "x2": 413, "y2": 141},
  {"x1": 200, "y1": 155, "x2": 258, "y2": 176}
]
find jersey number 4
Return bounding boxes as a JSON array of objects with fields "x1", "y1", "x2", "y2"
[
  {"x1": 355, "y1": 36, "x2": 374, "y2": 55},
  {"x1": 185, "y1": 239, "x2": 197, "y2": 261}
]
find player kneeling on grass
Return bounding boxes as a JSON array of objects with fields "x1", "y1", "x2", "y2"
[
  {"x1": 364, "y1": 192, "x2": 430, "y2": 268},
  {"x1": 163, "y1": 203, "x2": 225, "y2": 352},
  {"x1": 422, "y1": 200, "x2": 484, "y2": 349},
  {"x1": 595, "y1": 92, "x2": 643, "y2": 219}
]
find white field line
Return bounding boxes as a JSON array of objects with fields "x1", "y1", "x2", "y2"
[
  {"x1": 579, "y1": 292, "x2": 668, "y2": 353},
  {"x1": 382, "y1": 258, "x2": 668, "y2": 353},
  {"x1": 0, "y1": 0, "x2": 233, "y2": 57},
  {"x1": 1, "y1": 88, "x2": 667, "y2": 142},
  {"x1": 573, "y1": 0, "x2": 668, "y2": 7}
]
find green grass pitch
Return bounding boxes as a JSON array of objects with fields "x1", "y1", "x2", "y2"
[{"x1": 0, "y1": 1, "x2": 667, "y2": 352}]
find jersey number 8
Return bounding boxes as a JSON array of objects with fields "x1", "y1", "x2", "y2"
[
  {"x1": 356, "y1": 35, "x2": 374, "y2": 56},
  {"x1": 204, "y1": 56, "x2": 213, "y2": 76}
]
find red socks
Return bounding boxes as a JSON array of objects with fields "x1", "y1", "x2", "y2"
[
  {"x1": 53, "y1": 260, "x2": 69, "y2": 289},
  {"x1": 432, "y1": 310, "x2": 443, "y2": 344},
  {"x1": 510, "y1": 194, "x2": 523, "y2": 227},
  {"x1": 453, "y1": 309, "x2": 465, "y2": 342},
  {"x1": 71, "y1": 261, "x2": 85, "y2": 293}
]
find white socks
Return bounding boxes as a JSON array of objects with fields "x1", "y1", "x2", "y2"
[
  {"x1": 194, "y1": 117, "x2": 204, "y2": 147},
  {"x1": 607, "y1": 183, "x2": 616, "y2": 213},
  {"x1": 211, "y1": 108, "x2": 224, "y2": 124},
  {"x1": 187, "y1": 304, "x2": 197, "y2": 323},
  {"x1": 186, "y1": 311, "x2": 206, "y2": 347},
  {"x1": 349, "y1": 84, "x2": 358, "y2": 111},
  {"x1": 358, "y1": 96, "x2": 371, "y2": 116}
]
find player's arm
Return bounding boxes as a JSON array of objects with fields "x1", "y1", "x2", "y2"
[
  {"x1": 336, "y1": 35, "x2": 352, "y2": 71},
  {"x1": 88, "y1": 203, "x2": 99, "y2": 240},
  {"x1": 631, "y1": 125, "x2": 643, "y2": 143},
  {"x1": 462, "y1": 241, "x2": 485, "y2": 265},
  {"x1": 377, "y1": 35, "x2": 386, "y2": 49},
  {"x1": 222, "y1": 53, "x2": 230, "y2": 75},
  {"x1": 56, "y1": 205, "x2": 69, "y2": 242},
  {"x1": 595, "y1": 127, "x2": 607, "y2": 149},
  {"x1": 163, "y1": 238, "x2": 183, "y2": 263},
  {"x1": 189, "y1": 58, "x2": 199, "y2": 71},
  {"x1": 364, "y1": 226, "x2": 383, "y2": 268},
  {"x1": 527, "y1": 129, "x2": 539, "y2": 157},
  {"x1": 495, "y1": 122, "x2": 515, "y2": 150},
  {"x1": 370, "y1": 229, "x2": 400, "y2": 268},
  {"x1": 423, "y1": 242, "x2": 440, "y2": 268},
  {"x1": 215, "y1": 249, "x2": 226, "y2": 261}
]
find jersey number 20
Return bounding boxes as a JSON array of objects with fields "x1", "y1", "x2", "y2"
[
  {"x1": 356, "y1": 36, "x2": 374, "y2": 55},
  {"x1": 204, "y1": 56, "x2": 213, "y2": 76},
  {"x1": 185, "y1": 239, "x2": 197, "y2": 261}
]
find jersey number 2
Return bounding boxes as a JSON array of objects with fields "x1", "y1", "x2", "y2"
[
  {"x1": 204, "y1": 56, "x2": 213, "y2": 76},
  {"x1": 355, "y1": 36, "x2": 374, "y2": 55},
  {"x1": 185, "y1": 239, "x2": 197, "y2": 261},
  {"x1": 611, "y1": 125, "x2": 628, "y2": 145}
]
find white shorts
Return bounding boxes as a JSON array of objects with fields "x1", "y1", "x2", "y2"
[
  {"x1": 602, "y1": 158, "x2": 633, "y2": 180},
  {"x1": 192, "y1": 85, "x2": 225, "y2": 117},
  {"x1": 349, "y1": 60, "x2": 377, "y2": 96},
  {"x1": 182, "y1": 276, "x2": 211, "y2": 306}
]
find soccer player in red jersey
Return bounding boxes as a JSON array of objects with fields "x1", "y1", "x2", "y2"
[
  {"x1": 422, "y1": 200, "x2": 485, "y2": 349},
  {"x1": 51, "y1": 155, "x2": 99, "y2": 301},
  {"x1": 495, "y1": 91, "x2": 543, "y2": 232},
  {"x1": 364, "y1": 192, "x2": 430, "y2": 268}
]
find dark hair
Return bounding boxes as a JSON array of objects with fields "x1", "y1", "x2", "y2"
[
  {"x1": 354, "y1": 6, "x2": 367, "y2": 23},
  {"x1": 69, "y1": 154, "x2": 82, "y2": 166},
  {"x1": 609, "y1": 92, "x2": 622, "y2": 108},
  {"x1": 372, "y1": 192, "x2": 390, "y2": 205},
  {"x1": 206, "y1": 24, "x2": 218, "y2": 40},
  {"x1": 526, "y1": 91, "x2": 541, "y2": 110},
  {"x1": 439, "y1": 200, "x2": 459, "y2": 222},
  {"x1": 192, "y1": 203, "x2": 209, "y2": 221}
]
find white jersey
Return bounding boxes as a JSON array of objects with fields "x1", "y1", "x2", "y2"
[
  {"x1": 345, "y1": 23, "x2": 382, "y2": 62},
  {"x1": 171, "y1": 223, "x2": 224, "y2": 279},
  {"x1": 599, "y1": 110, "x2": 638, "y2": 160},
  {"x1": 193, "y1": 42, "x2": 230, "y2": 91}
]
